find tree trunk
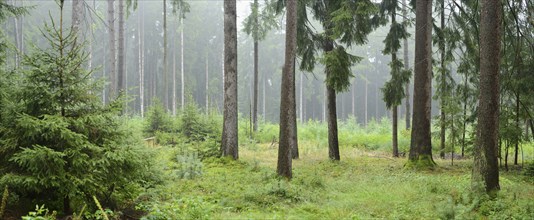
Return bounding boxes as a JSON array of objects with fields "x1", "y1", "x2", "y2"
[
  {"x1": 163, "y1": 0, "x2": 168, "y2": 110},
  {"x1": 118, "y1": 0, "x2": 125, "y2": 95},
  {"x1": 408, "y1": 0, "x2": 435, "y2": 167},
  {"x1": 514, "y1": 92, "x2": 519, "y2": 165},
  {"x1": 172, "y1": 17, "x2": 177, "y2": 116},
  {"x1": 439, "y1": 0, "x2": 446, "y2": 159},
  {"x1": 462, "y1": 73, "x2": 467, "y2": 157},
  {"x1": 72, "y1": 0, "x2": 83, "y2": 43},
  {"x1": 403, "y1": 0, "x2": 411, "y2": 130},
  {"x1": 393, "y1": 106, "x2": 399, "y2": 157},
  {"x1": 221, "y1": 0, "x2": 238, "y2": 159},
  {"x1": 326, "y1": 83, "x2": 340, "y2": 160},
  {"x1": 206, "y1": 52, "x2": 209, "y2": 113},
  {"x1": 277, "y1": 0, "x2": 297, "y2": 179},
  {"x1": 291, "y1": 57, "x2": 299, "y2": 159},
  {"x1": 107, "y1": 0, "x2": 116, "y2": 99},
  {"x1": 365, "y1": 73, "x2": 368, "y2": 127},
  {"x1": 181, "y1": 19, "x2": 185, "y2": 109},
  {"x1": 253, "y1": 39, "x2": 259, "y2": 131},
  {"x1": 472, "y1": 0, "x2": 501, "y2": 193},
  {"x1": 299, "y1": 69, "x2": 303, "y2": 121},
  {"x1": 138, "y1": 2, "x2": 145, "y2": 117}
]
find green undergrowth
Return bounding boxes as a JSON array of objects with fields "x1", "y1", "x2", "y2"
[{"x1": 139, "y1": 143, "x2": 534, "y2": 219}]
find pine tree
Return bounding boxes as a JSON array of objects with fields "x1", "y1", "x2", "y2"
[{"x1": 0, "y1": 3, "x2": 155, "y2": 214}]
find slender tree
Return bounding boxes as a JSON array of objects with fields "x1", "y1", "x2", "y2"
[
  {"x1": 107, "y1": 0, "x2": 116, "y2": 100},
  {"x1": 408, "y1": 0, "x2": 435, "y2": 167},
  {"x1": 118, "y1": 0, "x2": 125, "y2": 95},
  {"x1": 402, "y1": 0, "x2": 411, "y2": 130},
  {"x1": 472, "y1": 0, "x2": 501, "y2": 194},
  {"x1": 273, "y1": 0, "x2": 376, "y2": 161},
  {"x1": 138, "y1": 1, "x2": 145, "y2": 117},
  {"x1": 243, "y1": 0, "x2": 278, "y2": 132},
  {"x1": 277, "y1": 0, "x2": 297, "y2": 179},
  {"x1": 221, "y1": 0, "x2": 238, "y2": 159},
  {"x1": 379, "y1": 0, "x2": 410, "y2": 158}
]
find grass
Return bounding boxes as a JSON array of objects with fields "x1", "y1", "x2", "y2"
[{"x1": 141, "y1": 140, "x2": 534, "y2": 219}]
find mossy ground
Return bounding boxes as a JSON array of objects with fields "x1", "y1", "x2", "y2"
[{"x1": 143, "y1": 142, "x2": 534, "y2": 219}]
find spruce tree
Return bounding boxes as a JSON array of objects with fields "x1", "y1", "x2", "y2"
[{"x1": 0, "y1": 2, "x2": 155, "y2": 214}]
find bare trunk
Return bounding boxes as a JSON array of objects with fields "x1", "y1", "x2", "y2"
[
  {"x1": 181, "y1": 19, "x2": 185, "y2": 109},
  {"x1": 472, "y1": 0, "x2": 501, "y2": 193},
  {"x1": 439, "y1": 0, "x2": 446, "y2": 159},
  {"x1": 291, "y1": 57, "x2": 299, "y2": 159},
  {"x1": 253, "y1": 40, "x2": 259, "y2": 131},
  {"x1": 118, "y1": 0, "x2": 125, "y2": 95},
  {"x1": 72, "y1": 0, "x2": 83, "y2": 43},
  {"x1": 172, "y1": 18, "x2": 177, "y2": 116},
  {"x1": 221, "y1": 0, "x2": 238, "y2": 159},
  {"x1": 299, "y1": 70, "x2": 303, "y2": 121},
  {"x1": 138, "y1": 3, "x2": 145, "y2": 117},
  {"x1": 277, "y1": 0, "x2": 297, "y2": 179},
  {"x1": 462, "y1": 73, "x2": 467, "y2": 157},
  {"x1": 206, "y1": 52, "x2": 209, "y2": 113},
  {"x1": 393, "y1": 106, "x2": 399, "y2": 157},
  {"x1": 408, "y1": 0, "x2": 435, "y2": 167},
  {"x1": 163, "y1": 0, "x2": 168, "y2": 109},
  {"x1": 403, "y1": 0, "x2": 411, "y2": 130},
  {"x1": 365, "y1": 74, "x2": 368, "y2": 127},
  {"x1": 107, "y1": 0, "x2": 117, "y2": 99},
  {"x1": 514, "y1": 92, "x2": 519, "y2": 165},
  {"x1": 327, "y1": 83, "x2": 340, "y2": 160}
]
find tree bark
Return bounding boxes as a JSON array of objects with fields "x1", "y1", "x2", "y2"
[
  {"x1": 403, "y1": 0, "x2": 411, "y2": 130},
  {"x1": 163, "y1": 0, "x2": 168, "y2": 110},
  {"x1": 181, "y1": 19, "x2": 185, "y2": 109},
  {"x1": 221, "y1": 0, "x2": 238, "y2": 159},
  {"x1": 118, "y1": 0, "x2": 125, "y2": 95},
  {"x1": 408, "y1": 0, "x2": 435, "y2": 167},
  {"x1": 365, "y1": 73, "x2": 368, "y2": 127},
  {"x1": 172, "y1": 17, "x2": 177, "y2": 116},
  {"x1": 291, "y1": 57, "x2": 299, "y2": 159},
  {"x1": 393, "y1": 106, "x2": 399, "y2": 157},
  {"x1": 439, "y1": 0, "x2": 446, "y2": 159},
  {"x1": 253, "y1": 39, "x2": 259, "y2": 131},
  {"x1": 277, "y1": 0, "x2": 297, "y2": 179},
  {"x1": 138, "y1": 2, "x2": 145, "y2": 117},
  {"x1": 472, "y1": 0, "x2": 501, "y2": 193},
  {"x1": 514, "y1": 92, "x2": 519, "y2": 165},
  {"x1": 107, "y1": 0, "x2": 117, "y2": 99},
  {"x1": 72, "y1": 0, "x2": 83, "y2": 44},
  {"x1": 206, "y1": 52, "x2": 209, "y2": 113}
]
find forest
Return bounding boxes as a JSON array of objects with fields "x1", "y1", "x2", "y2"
[{"x1": 0, "y1": 0, "x2": 533, "y2": 219}]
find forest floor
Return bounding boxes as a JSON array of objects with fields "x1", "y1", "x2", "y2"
[{"x1": 143, "y1": 142, "x2": 534, "y2": 219}]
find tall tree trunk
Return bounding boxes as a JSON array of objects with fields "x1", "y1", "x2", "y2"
[
  {"x1": 402, "y1": 0, "x2": 411, "y2": 130},
  {"x1": 172, "y1": 17, "x2": 177, "y2": 116},
  {"x1": 462, "y1": 72, "x2": 467, "y2": 157},
  {"x1": 299, "y1": 69, "x2": 303, "y2": 121},
  {"x1": 365, "y1": 73, "x2": 368, "y2": 127},
  {"x1": 351, "y1": 81, "x2": 355, "y2": 118},
  {"x1": 326, "y1": 82, "x2": 340, "y2": 160},
  {"x1": 439, "y1": 0, "x2": 446, "y2": 159},
  {"x1": 138, "y1": 2, "x2": 145, "y2": 117},
  {"x1": 206, "y1": 52, "x2": 209, "y2": 113},
  {"x1": 107, "y1": 0, "x2": 117, "y2": 99},
  {"x1": 118, "y1": 0, "x2": 125, "y2": 95},
  {"x1": 72, "y1": 0, "x2": 83, "y2": 43},
  {"x1": 277, "y1": 0, "x2": 297, "y2": 178},
  {"x1": 472, "y1": 0, "x2": 501, "y2": 193},
  {"x1": 323, "y1": 87, "x2": 326, "y2": 122},
  {"x1": 221, "y1": 0, "x2": 238, "y2": 159},
  {"x1": 181, "y1": 19, "x2": 185, "y2": 109},
  {"x1": 514, "y1": 92, "x2": 519, "y2": 165},
  {"x1": 408, "y1": 0, "x2": 435, "y2": 167},
  {"x1": 253, "y1": 39, "x2": 259, "y2": 131},
  {"x1": 393, "y1": 106, "x2": 399, "y2": 157},
  {"x1": 263, "y1": 72, "x2": 266, "y2": 119},
  {"x1": 291, "y1": 57, "x2": 299, "y2": 159},
  {"x1": 163, "y1": 0, "x2": 168, "y2": 110}
]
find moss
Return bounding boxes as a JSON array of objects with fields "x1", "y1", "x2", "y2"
[{"x1": 405, "y1": 154, "x2": 437, "y2": 170}]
